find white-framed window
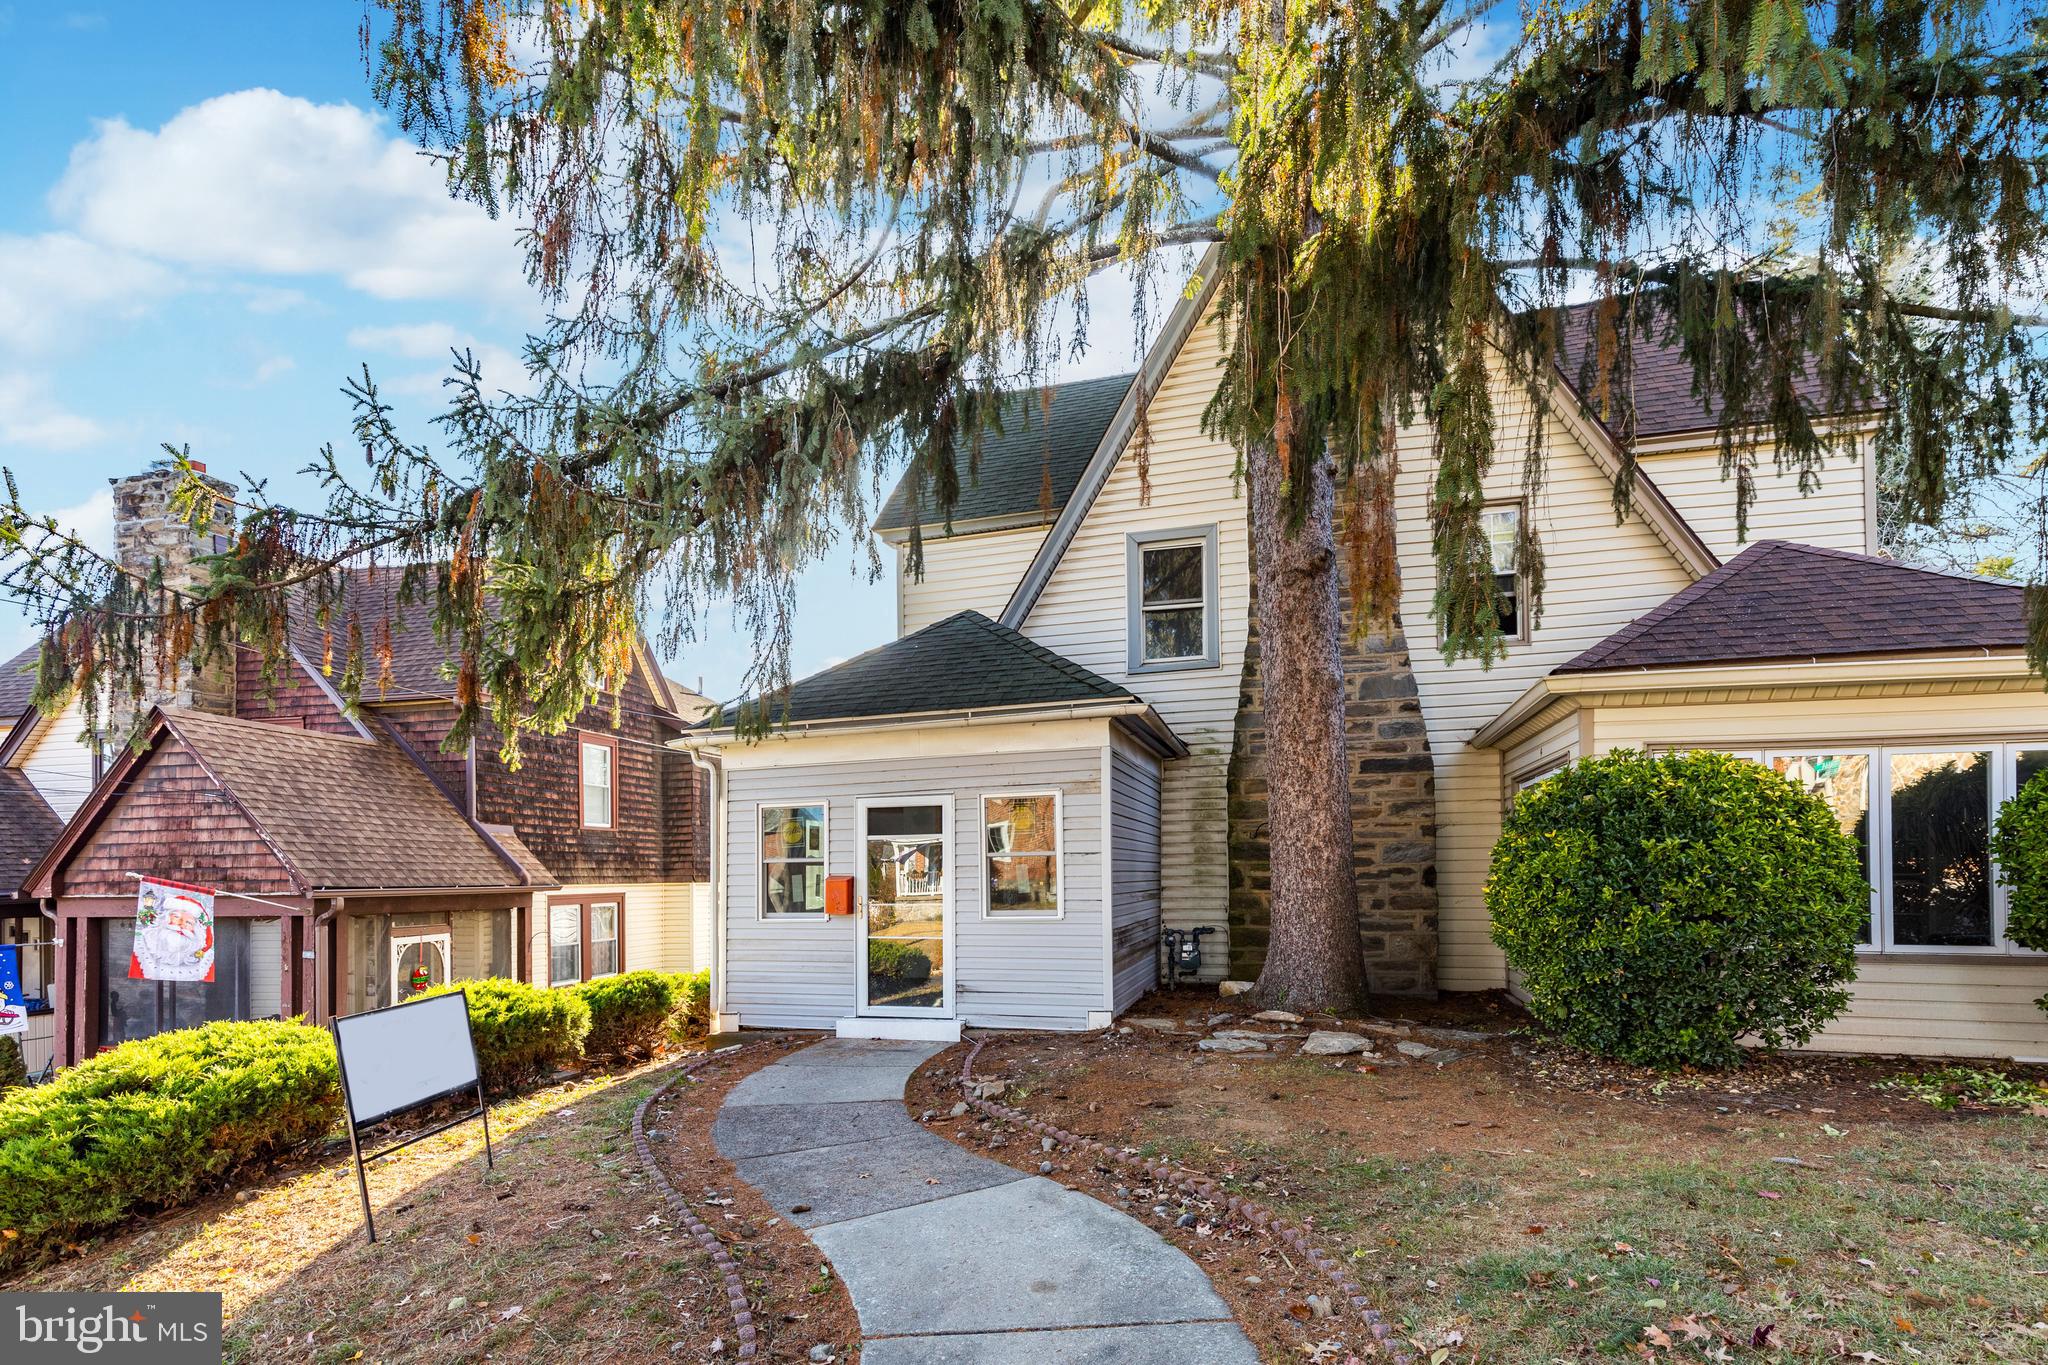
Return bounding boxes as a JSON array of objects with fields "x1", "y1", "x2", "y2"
[
  {"x1": 1127, "y1": 526, "x2": 1219, "y2": 672},
  {"x1": 1663, "y1": 742, "x2": 2048, "y2": 955},
  {"x1": 549, "y1": 902, "x2": 583, "y2": 986},
  {"x1": 1479, "y1": 502, "x2": 1526, "y2": 641},
  {"x1": 982, "y1": 792, "x2": 1062, "y2": 919},
  {"x1": 588, "y1": 902, "x2": 620, "y2": 977},
  {"x1": 761, "y1": 802, "x2": 828, "y2": 917},
  {"x1": 580, "y1": 734, "x2": 616, "y2": 829}
]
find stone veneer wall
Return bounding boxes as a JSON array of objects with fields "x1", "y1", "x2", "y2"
[
  {"x1": 110, "y1": 465, "x2": 239, "y2": 727},
  {"x1": 1226, "y1": 583, "x2": 1439, "y2": 995}
]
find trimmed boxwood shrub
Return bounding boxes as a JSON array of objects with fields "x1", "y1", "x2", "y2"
[
  {"x1": 1487, "y1": 749, "x2": 1867, "y2": 1069},
  {"x1": 0, "y1": 1019, "x2": 339, "y2": 1270},
  {"x1": 419, "y1": 978, "x2": 589, "y2": 1093},
  {"x1": 671, "y1": 969, "x2": 712, "y2": 1041},
  {"x1": 578, "y1": 971, "x2": 684, "y2": 1058},
  {"x1": 1993, "y1": 770, "x2": 2048, "y2": 1012}
]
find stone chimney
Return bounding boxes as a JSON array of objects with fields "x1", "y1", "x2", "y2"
[{"x1": 110, "y1": 462, "x2": 239, "y2": 721}]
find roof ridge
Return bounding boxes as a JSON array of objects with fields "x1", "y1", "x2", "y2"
[
  {"x1": 1766, "y1": 537, "x2": 2026, "y2": 590},
  {"x1": 165, "y1": 706, "x2": 383, "y2": 747},
  {"x1": 1566, "y1": 541, "x2": 1781, "y2": 670}
]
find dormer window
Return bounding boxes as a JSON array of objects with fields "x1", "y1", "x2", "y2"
[{"x1": 1127, "y1": 526, "x2": 1220, "y2": 673}]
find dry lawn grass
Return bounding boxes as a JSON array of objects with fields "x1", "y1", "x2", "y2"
[
  {"x1": 934, "y1": 991, "x2": 2048, "y2": 1363},
  {"x1": 8, "y1": 1049, "x2": 809, "y2": 1363}
]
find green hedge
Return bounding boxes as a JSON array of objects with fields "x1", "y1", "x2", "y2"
[
  {"x1": 578, "y1": 971, "x2": 682, "y2": 1058},
  {"x1": 1993, "y1": 770, "x2": 2048, "y2": 1013},
  {"x1": 1487, "y1": 750, "x2": 1867, "y2": 1069},
  {"x1": 0, "y1": 1020, "x2": 339, "y2": 1271},
  {"x1": 671, "y1": 969, "x2": 712, "y2": 1041},
  {"x1": 418, "y1": 978, "x2": 589, "y2": 1094}
]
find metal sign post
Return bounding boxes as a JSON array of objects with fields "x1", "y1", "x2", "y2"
[{"x1": 330, "y1": 989, "x2": 494, "y2": 1245}]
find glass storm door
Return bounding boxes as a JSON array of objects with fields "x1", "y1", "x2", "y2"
[
  {"x1": 391, "y1": 932, "x2": 452, "y2": 1005},
  {"x1": 857, "y1": 800, "x2": 948, "y2": 1015}
]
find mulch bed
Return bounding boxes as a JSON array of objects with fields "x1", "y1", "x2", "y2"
[{"x1": 642, "y1": 1035, "x2": 865, "y2": 1364}]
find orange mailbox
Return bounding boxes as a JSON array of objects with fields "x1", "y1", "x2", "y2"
[{"x1": 824, "y1": 875, "x2": 856, "y2": 916}]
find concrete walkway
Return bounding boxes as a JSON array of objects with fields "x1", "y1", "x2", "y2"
[{"x1": 713, "y1": 1038, "x2": 1259, "y2": 1364}]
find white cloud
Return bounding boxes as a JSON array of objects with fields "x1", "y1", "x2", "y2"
[
  {"x1": 346, "y1": 322, "x2": 528, "y2": 398},
  {"x1": 49, "y1": 89, "x2": 530, "y2": 309},
  {"x1": 0, "y1": 371, "x2": 110, "y2": 449},
  {"x1": 0, "y1": 231, "x2": 179, "y2": 357},
  {"x1": 46, "y1": 487, "x2": 114, "y2": 555},
  {"x1": 250, "y1": 355, "x2": 296, "y2": 384}
]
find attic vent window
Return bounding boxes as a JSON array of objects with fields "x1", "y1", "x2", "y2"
[{"x1": 1127, "y1": 526, "x2": 1220, "y2": 673}]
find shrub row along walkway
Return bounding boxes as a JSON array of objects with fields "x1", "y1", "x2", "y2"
[{"x1": 712, "y1": 1038, "x2": 1258, "y2": 1364}]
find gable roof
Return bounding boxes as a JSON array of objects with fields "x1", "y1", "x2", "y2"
[
  {"x1": 31, "y1": 708, "x2": 529, "y2": 897},
  {"x1": 1552, "y1": 301, "x2": 1840, "y2": 441},
  {"x1": 720, "y1": 610, "x2": 1140, "y2": 727},
  {"x1": 0, "y1": 768, "x2": 60, "y2": 900},
  {"x1": 873, "y1": 373, "x2": 1137, "y2": 534},
  {"x1": 0, "y1": 644, "x2": 40, "y2": 722},
  {"x1": 275, "y1": 575, "x2": 682, "y2": 720},
  {"x1": 1557, "y1": 541, "x2": 2028, "y2": 674}
]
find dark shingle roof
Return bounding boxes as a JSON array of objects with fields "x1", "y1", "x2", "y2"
[
  {"x1": 873, "y1": 374, "x2": 1135, "y2": 533},
  {"x1": 162, "y1": 710, "x2": 524, "y2": 890},
  {"x1": 278, "y1": 576, "x2": 467, "y2": 700},
  {"x1": 1557, "y1": 541, "x2": 2028, "y2": 674},
  {"x1": 1553, "y1": 302, "x2": 1838, "y2": 440},
  {"x1": 0, "y1": 768, "x2": 60, "y2": 898},
  {"x1": 720, "y1": 611, "x2": 1137, "y2": 726},
  {"x1": 0, "y1": 645, "x2": 40, "y2": 722}
]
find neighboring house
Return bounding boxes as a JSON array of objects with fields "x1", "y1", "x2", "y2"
[
  {"x1": 689, "y1": 249, "x2": 2048, "y2": 1059},
  {"x1": 20, "y1": 466, "x2": 714, "y2": 1067},
  {"x1": 0, "y1": 643, "x2": 98, "y2": 1077}
]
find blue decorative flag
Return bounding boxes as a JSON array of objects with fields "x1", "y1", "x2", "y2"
[{"x1": 0, "y1": 944, "x2": 24, "y2": 1038}]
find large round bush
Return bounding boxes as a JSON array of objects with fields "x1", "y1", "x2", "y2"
[
  {"x1": 1993, "y1": 770, "x2": 2048, "y2": 1002},
  {"x1": 1486, "y1": 749, "x2": 1867, "y2": 1069}
]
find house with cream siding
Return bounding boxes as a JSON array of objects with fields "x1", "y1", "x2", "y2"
[{"x1": 687, "y1": 252, "x2": 2047, "y2": 1059}]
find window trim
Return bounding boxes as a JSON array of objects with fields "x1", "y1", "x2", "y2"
[
  {"x1": 578, "y1": 732, "x2": 619, "y2": 830},
  {"x1": 546, "y1": 899, "x2": 584, "y2": 987},
  {"x1": 1126, "y1": 525, "x2": 1220, "y2": 674},
  {"x1": 546, "y1": 893, "x2": 628, "y2": 984},
  {"x1": 1655, "y1": 742, "x2": 2044, "y2": 957},
  {"x1": 979, "y1": 790, "x2": 1066, "y2": 921},
  {"x1": 758, "y1": 800, "x2": 830, "y2": 921}
]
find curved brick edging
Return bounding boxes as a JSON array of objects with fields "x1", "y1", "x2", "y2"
[
  {"x1": 957, "y1": 1035, "x2": 1417, "y2": 1365},
  {"x1": 631, "y1": 1045, "x2": 762, "y2": 1361}
]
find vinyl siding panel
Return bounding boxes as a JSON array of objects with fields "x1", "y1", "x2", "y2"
[
  {"x1": 17, "y1": 693, "x2": 97, "y2": 820},
  {"x1": 1017, "y1": 317, "x2": 1249, "y2": 970},
  {"x1": 1111, "y1": 737, "x2": 1163, "y2": 1011},
  {"x1": 1502, "y1": 711, "x2": 1582, "y2": 788},
  {"x1": 531, "y1": 881, "x2": 713, "y2": 987},
  {"x1": 895, "y1": 525, "x2": 1051, "y2": 634},
  {"x1": 1638, "y1": 436, "x2": 1872, "y2": 560},
  {"x1": 1586, "y1": 687, "x2": 2048, "y2": 1059},
  {"x1": 723, "y1": 746, "x2": 1107, "y2": 1031},
  {"x1": 1396, "y1": 378, "x2": 1698, "y2": 991}
]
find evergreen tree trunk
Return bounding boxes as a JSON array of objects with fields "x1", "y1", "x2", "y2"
[{"x1": 1244, "y1": 433, "x2": 1369, "y2": 1014}]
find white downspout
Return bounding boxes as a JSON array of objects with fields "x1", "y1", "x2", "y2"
[{"x1": 687, "y1": 746, "x2": 729, "y2": 1030}]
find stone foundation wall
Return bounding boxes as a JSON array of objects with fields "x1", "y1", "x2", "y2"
[{"x1": 1226, "y1": 585, "x2": 1438, "y2": 995}]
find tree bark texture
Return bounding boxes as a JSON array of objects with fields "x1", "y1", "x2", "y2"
[{"x1": 1244, "y1": 436, "x2": 1370, "y2": 1014}]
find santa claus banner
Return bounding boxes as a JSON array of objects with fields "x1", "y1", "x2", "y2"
[
  {"x1": 0, "y1": 944, "x2": 26, "y2": 1038},
  {"x1": 130, "y1": 877, "x2": 217, "y2": 983}
]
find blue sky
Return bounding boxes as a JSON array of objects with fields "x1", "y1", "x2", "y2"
[{"x1": 0, "y1": 2, "x2": 1129, "y2": 700}]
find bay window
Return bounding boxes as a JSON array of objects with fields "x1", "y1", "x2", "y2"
[{"x1": 1735, "y1": 743, "x2": 2044, "y2": 954}]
